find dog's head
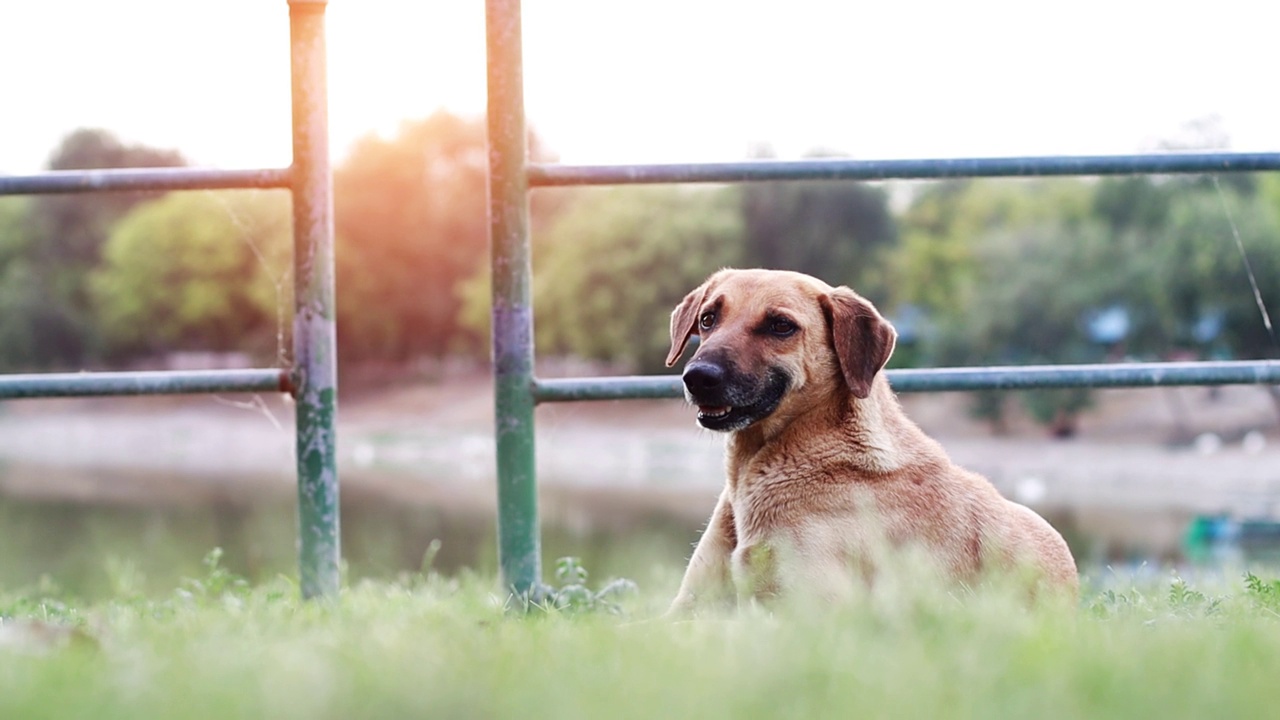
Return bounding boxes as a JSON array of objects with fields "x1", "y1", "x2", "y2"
[{"x1": 666, "y1": 269, "x2": 896, "y2": 432}]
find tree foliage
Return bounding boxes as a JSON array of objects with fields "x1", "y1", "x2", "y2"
[
  {"x1": 740, "y1": 180, "x2": 896, "y2": 297},
  {"x1": 891, "y1": 173, "x2": 1280, "y2": 434},
  {"x1": 893, "y1": 179, "x2": 1093, "y2": 319},
  {"x1": 1071, "y1": 175, "x2": 1280, "y2": 359},
  {"x1": 7, "y1": 118, "x2": 1279, "y2": 435},
  {"x1": 530, "y1": 186, "x2": 745, "y2": 373},
  {"x1": 332, "y1": 111, "x2": 554, "y2": 362},
  {"x1": 0, "y1": 197, "x2": 43, "y2": 371},
  {"x1": 20, "y1": 129, "x2": 186, "y2": 366},
  {"x1": 0, "y1": 198, "x2": 26, "y2": 263},
  {"x1": 90, "y1": 191, "x2": 290, "y2": 359}
]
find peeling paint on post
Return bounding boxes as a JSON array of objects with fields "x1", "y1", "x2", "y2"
[
  {"x1": 289, "y1": 0, "x2": 340, "y2": 600},
  {"x1": 486, "y1": 0, "x2": 542, "y2": 598}
]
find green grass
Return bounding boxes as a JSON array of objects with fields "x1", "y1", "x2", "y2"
[{"x1": 3, "y1": 554, "x2": 1280, "y2": 720}]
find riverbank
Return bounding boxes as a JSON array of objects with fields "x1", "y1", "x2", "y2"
[{"x1": 2, "y1": 375, "x2": 1279, "y2": 561}]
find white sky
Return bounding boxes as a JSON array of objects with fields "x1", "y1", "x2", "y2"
[{"x1": 2, "y1": 0, "x2": 1278, "y2": 174}]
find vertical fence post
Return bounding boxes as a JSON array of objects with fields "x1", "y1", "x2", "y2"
[
  {"x1": 485, "y1": 0, "x2": 541, "y2": 597},
  {"x1": 288, "y1": 0, "x2": 340, "y2": 599}
]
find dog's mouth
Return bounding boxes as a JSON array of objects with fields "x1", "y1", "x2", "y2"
[
  {"x1": 697, "y1": 405, "x2": 732, "y2": 421},
  {"x1": 691, "y1": 370, "x2": 789, "y2": 432}
]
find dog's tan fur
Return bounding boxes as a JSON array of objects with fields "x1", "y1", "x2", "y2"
[{"x1": 667, "y1": 269, "x2": 1078, "y2": 612}]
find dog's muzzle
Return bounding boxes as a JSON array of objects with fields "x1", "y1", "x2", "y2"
[{"x1": 682, "y1": 358, "x2": 788, "y2": 432}]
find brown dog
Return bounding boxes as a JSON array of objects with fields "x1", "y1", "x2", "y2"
[{"x1": 666, "y1": 269, "x2": 1078, "y2": 612}]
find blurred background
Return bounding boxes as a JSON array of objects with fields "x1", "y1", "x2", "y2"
[{"x1": 3, "y1": 0, "x2": 1280, "y2": 598}]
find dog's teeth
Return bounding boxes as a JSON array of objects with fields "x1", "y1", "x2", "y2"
[{"x1": 699, "y1": 406, "x2": 731, "y2": 418}]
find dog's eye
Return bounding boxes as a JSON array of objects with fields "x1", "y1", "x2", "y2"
[
  {"x1": 699, "y1": 311, "x2": 716, "y2": 331},
  {"x1": 770, "y1": 319, "x2": 798, "y2": 337}
]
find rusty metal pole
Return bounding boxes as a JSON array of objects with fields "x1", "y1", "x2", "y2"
[
  {"x1": 288, "y1": 0, "x2": 340, "y2": 600},
  {"x1": 485, "y1": 0, "x2": 542, "y2": 598}
]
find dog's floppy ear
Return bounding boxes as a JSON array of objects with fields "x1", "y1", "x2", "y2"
[
  {"x1": 666, "y1": 282, "x2": 709, "y2": 367},
  {"x1": 820, "y1": 287, "x2": 897, "y2": 399}
]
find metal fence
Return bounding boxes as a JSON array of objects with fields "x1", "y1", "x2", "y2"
[
  {"x1": 5, "y1": 1, "x2": 1279, "y2": 602},
  {"x1": 484, "y1": 0, "x2": 1280, "y2": 595},
  {"x1": 0, "y1": 0, "x2": 339, "y2": 599}
]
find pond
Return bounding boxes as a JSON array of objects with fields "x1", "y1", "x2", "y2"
[
  {"x1": 5, "y1": 386, "x2": 1280, "y2": 599},
  {"x1": 0, "y1": 466, "x2": 706, "y2": 600}
]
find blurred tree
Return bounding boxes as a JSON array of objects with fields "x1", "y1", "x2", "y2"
[
  {"x1": 740, "y1": 178, "x2": 897, "y2": 298},
  {"x1": 1090, "y1": 174, "x2": 1280, "y2": 359},
  {"x1": 1151, "y1": 188, "x2": 1280, "y2": 359},
  {"x1": 944, "y1": 221, "x2": 1120, "y2": 435},
  {"x1": 0, "y1": 198, "x2": 27, "y2": 270},
  {"x1": 90, "y1": 191, "x2": 291, "y2": 359},
  {"x1": 1092, "y1": 176, "x2": 1173, "y2": 236},
  {"x1": 1260, "y1": 172, "x2": 1280, "y2": 213},
  {"x1": 519, "y1": 186, "x2": 745, "y2": 373},
  {"x1": 0, "y1": 197, "x2": 44, "y2": 370},
  {"x1": 893, "y1": 178, "x2": 1093, "y2": 320},
  {"x1": 901, "y1": 173, "x2": 1280, "y2": 435},
  {"x1": 22, "y1": 128, "x2": 186, "y2": 366},
  {"x1": 454, "y1": 187, "x2": 573, "y2": 358},
  {"x1": 893, "y1": 179, "x2": 1095, "y2": 434},
  {"x1": 333, "y1": 111, "x2": 554, "y2": 363}
]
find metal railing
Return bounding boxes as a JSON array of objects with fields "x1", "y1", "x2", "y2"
[
  {"x1": 0, "y1": 0, "x2": 339, "y2": 599},
  {"x1": 484, "y1": 0, "x2": 1280, "y2": 596},
  {"x1": 8, "y1": 1, "x2": 1270, "y2": 602}
]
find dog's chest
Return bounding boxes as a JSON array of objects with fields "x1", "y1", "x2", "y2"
[
  {"x1": 726, "y1": 446, "x2": 845, "y2": 528},
  {"x1": 725, "y1": 476, "x2": 857, "y2": 602},
  {"x1": 725, "y1": 452, "x2": 974, "y2": 591}
]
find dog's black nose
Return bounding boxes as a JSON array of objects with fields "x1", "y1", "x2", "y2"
[{"x1": 683, "y1": 362, "x2": 726, "y2": 396}]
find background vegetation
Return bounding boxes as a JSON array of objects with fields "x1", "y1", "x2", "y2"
[{"x1": 3, "y1": 116, "x2": 1278, "y2": 431}]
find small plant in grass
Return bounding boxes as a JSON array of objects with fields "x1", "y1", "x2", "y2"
[
  {"x1": 1167, "y1": 574, "x2": 1223, "y2": 616},
  {"x1": 176, "y1": 548, "x2": 248, "y2": 602},
  {"x1": 509, "y1": 557, "x2": 638, "y2": 615},
  {"x1": 0, "y1": 596, "x2": 78, "y2": 625},
  {"x1": 547, "y1": 557, "x2": 638, "y2": 615},
  {"x1": 1244, "y1": 571, "x2": 1280, "y2": 611},
  {"x1": 1089, "y1": 570, "x2": 1227, "y2": 619}
]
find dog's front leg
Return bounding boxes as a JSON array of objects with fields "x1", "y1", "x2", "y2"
[{"x1": 667, "y1": 488, "x2": 737, "y2": 615}]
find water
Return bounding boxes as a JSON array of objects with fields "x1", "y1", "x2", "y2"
[
  {"x1": 0, "y1": 471, "x2": 703, "y2": 600},
  {"x1": 0, "y1": 394, "x2": 721, "y2": 599},
  {"x1": 5, "y1": 384, "x2": 1280, "y2": 599},
  {"x1": 9, "y1": 467, "x2": 1280, "y2": 603}
]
